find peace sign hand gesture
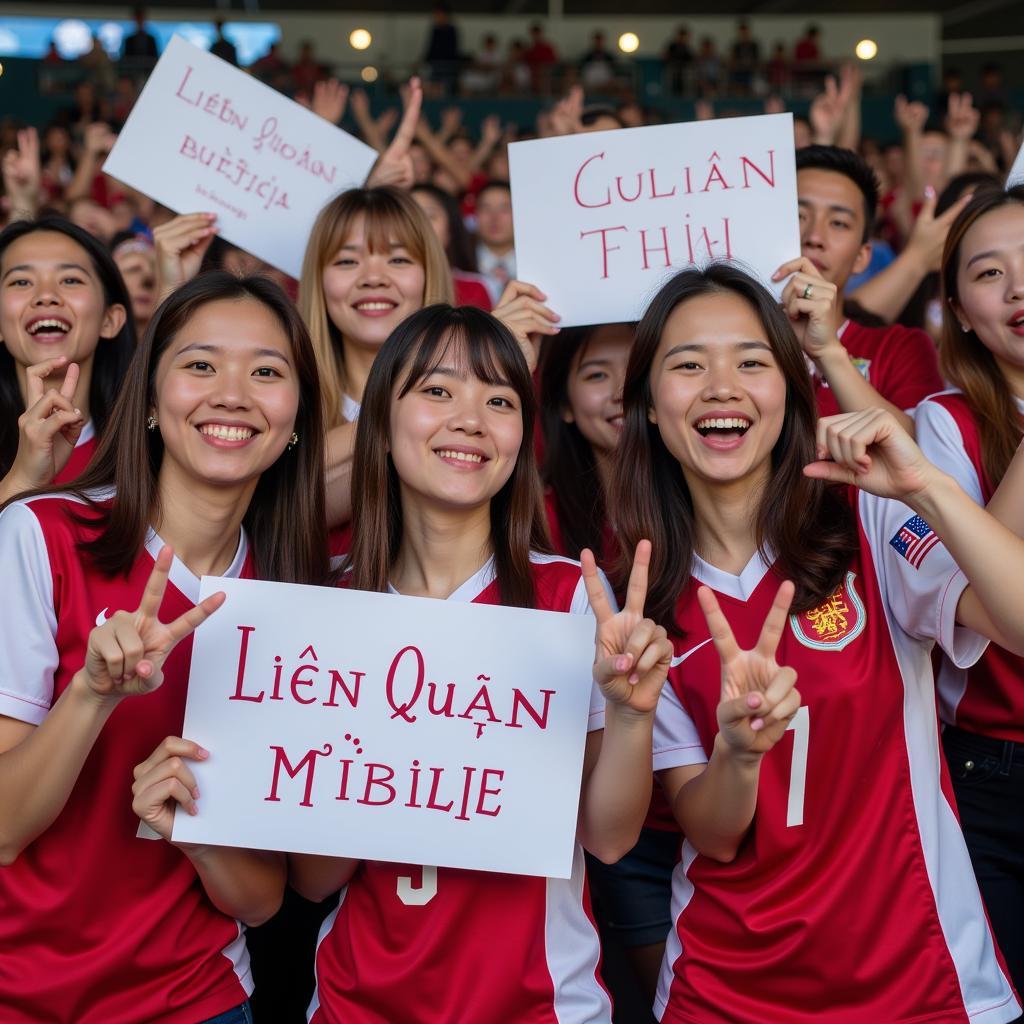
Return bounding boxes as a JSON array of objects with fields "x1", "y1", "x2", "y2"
[
  {"x1": 699, "y1": 580, "x2": 801, "y2": 757},
  {"x1": 80, "y1": 546, "x2": 225, "y2": 702},
  {"x1": 582, "y1": 540, "x2": 672, "y2": 716}
]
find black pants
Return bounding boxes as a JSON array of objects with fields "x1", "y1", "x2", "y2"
[{"x1": 944, "y1": 726, "x2": 1024, "y2": 1014}]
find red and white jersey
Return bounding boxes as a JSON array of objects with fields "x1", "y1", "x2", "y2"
[
  {"x1": 52, "y1": 419, "x2": 96, "y2": 485},
  {"x1": 652, "y1": 489, "x2": 1019, "y2": 1024},
  {"x1": 0, "y1": 491, "x2": 255, "y2": 1024},
  {"x1": 310, "y1": 553, "x2": 613, "y2": 1024},
  {"x1": 813, "y1": 320, "x2": 943, "y2": 419},
  {"x1": 916, "y1": 390, "x2": 1024, "y2": 742}
]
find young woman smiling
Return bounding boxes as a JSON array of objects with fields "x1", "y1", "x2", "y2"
[
  {"x1": 615, "y1": 262, "x2": 1024, "y2": 1024},
  {"x1": 0, "y1": 217, "x2": 135, "y2": 503},
  {"x1": 0, "y1": 272, "x2": 327, "y2": 1024},
  {"x1": 289, "y1": 304, "x2": 672, "y2": 1024}
]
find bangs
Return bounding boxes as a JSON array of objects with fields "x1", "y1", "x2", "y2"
[
  {"x1": 397, "y1": 317, "x2": 526, "y2": 400},
  {"x1": 322, "y1": 192, "x2": 426, "y2": 264}
]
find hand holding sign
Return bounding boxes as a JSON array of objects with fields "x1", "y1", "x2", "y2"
[
  {"x1": 80, "y1": 546, "x2": 226, "y2": 701},
  {"x1": 153, "y1": 212, "x2": 218, "y2": 301},
  {"x1": 132, "y1": 736, "x2": 209, "y2": 838},
  {"x1": 583, "y1": 540, "x2": 671, "y2": 715},
  {"x1": 700, "y1": 579, "x2": 800, "y2": 756},
  {"x1": 492, "y1": 280, "x2": 561, "y2": 373}
]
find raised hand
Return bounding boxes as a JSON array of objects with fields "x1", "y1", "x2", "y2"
[
  {"x1": 803, "y1": 408, "x2": 938, "y2": 500},
  {"x1": 491, "y1": 280, "x2": 561, "y2": 373},
  {"x1": 80, "y1": 546, "x2": 225, "y2": 701},
  {"x1": 582, "y1": 541, "x2": 671, "y2": 715},
  {"x1": 548, "y1": 86, "x2": 584, "y2": 137},
  {"x1": 905, "y1": 185, "x2": 974, "y2": 274},
  {"x1": 132, "y1": 736, "x2": 209, "y2": 841},
  {"x1": 82, "y1": 122, "x2": 117, "y2": 161},
  {"x1": 809, "y1": 75, "x2": 847, "y2": 145},
  {"x1": 945, "y1": 91, "x2": 980, "y2": 142},
  {"x1": 2, "y1": 127, "x2": 42, "y2": 216},
  {"x1": 894, "y1": 95, "x2": 929, "y2": 135},
  {"x1": 700, "y1": 580, "x2": 800, "y2": 756},
  {"x1": 5, "y1": 357, "x2": 84, "y2": 494},
  {"x1": 152, "y1": 212, "x2": 218, "y2": 300},
  {"x1": 312, "y1": 78, "x2": 349, "y2": 125},
  {"x1": 365, "y1": 78, "x2": 422, "y2": 189},
  {"x1": 772, "y1": 256, "x2": 842, "y2": 357}
]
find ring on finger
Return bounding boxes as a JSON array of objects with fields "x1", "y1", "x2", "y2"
[{"x1": 802, "y1": 283, "x2": 813, "y2": 299}]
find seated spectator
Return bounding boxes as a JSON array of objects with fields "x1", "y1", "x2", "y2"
[
  {"x1": 696, "y1": 37, "x2": 721, "y2": 96},
  {"x1": 210, "y1": 21, "x2": 238, "y2": 66},
  {"x1": 766, "y1": 41, "x2": 789, "y2": 92},
  {"x1": 580, "y1": 32, "x2": 616, "y2": 91},
  {"x1": 663, "y1": 26, "x2": 694, "y2": 95},
  {"x1": 424, "y1": 3, "x2": 461, "y2": 96},
  {"x1": 462, "y1": 34, "x2": 501, "y2": 94},
  {"x1": 505, "y1": 39, "x2": 532, "y2": 94},
  {"x1": 730, "y1": 21, "x2": 760, "y2": 95},
  {"x1": 292, "y1": 41, "x2": 326, "y2": 96},
  {"x1": 122, "y1": 6, "x2": 158, "y2": 60},
  {"x1": 525, "y1": 23, "x2": 559, "y2": 93}
]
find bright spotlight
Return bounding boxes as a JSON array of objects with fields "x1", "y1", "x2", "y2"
[
  {"x1": 350, "y1": 28, "x2": 372, "y2": 51},
  {"x1": 855, "y1": 39, "x2": 878, "y2": 60},
  {"x1": 618, "y1": 32, "x2": 640, "y2": 54},
  {"x1": 361, "y1": 66, "x2": 379, "y2": 82}
]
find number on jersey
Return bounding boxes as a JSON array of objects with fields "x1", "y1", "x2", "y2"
[
  {"x1": 785, "y1": 705, "x2": 809, "y2": 828},
  {"x1": 397, "y1": 865, "x2": 438, "y2": 906}
]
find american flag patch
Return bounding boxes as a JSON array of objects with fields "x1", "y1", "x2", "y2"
[{"x1": 889, "y1": 514, "x2": 940, "y2": 569}]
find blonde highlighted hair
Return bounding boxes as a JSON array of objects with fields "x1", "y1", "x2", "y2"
[{"x1": 299, "y1": 186, "x2": 454, "y2": 429}]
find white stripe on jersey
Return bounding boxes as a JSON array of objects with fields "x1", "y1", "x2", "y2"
[
  {"x1": 546, "y1": 843, "x2": 613, "y2": 1023},
  {"x1": 220, "y1": 922, "x2": 254, "y2": 998},
  {"x1": 654, "y1": 840, "x2": 700, "y2": 1022},
  {"x1": 308, "y1": 891, "x2": 347, "y2": 1023}
]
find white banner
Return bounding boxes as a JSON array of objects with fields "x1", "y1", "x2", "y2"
[
  {"x1": 1007, "y1": 137, "x2": 1024, "y2": 189},
  {"x1": 171, "y1": 576, "x2": 597, "y2": 879},
  {"x1": 509, "y1": 113, "x2": 800, "y2": 326},
  {"x1": 104, "y1": 36, "x2": 377, "y2": 278}
]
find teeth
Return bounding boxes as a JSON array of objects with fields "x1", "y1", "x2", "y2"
[
  {"x1": 696, "y1": 417, "x2": 750, "y2": 430},
  {"x1": 436, "y1": 449, "x2": 483, "y2": 463},
  {"x1": 199, "y1": 424, "x2": 254, "y2": 441},
  {"x1": 355, "y1": 302, "x2": 395, "y2": 311},
  {"x1": 28, "y1": 319, "x2": 70, "y2": 334}
]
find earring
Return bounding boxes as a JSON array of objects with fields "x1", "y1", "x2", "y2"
[
  {"x1": 288, "y1": 432, "x2": 299, "y2": 450},
  {"x1": 146, "y1": 415, "x2": 158, "y2": 431},
  {"x1": 961, "y1": 324, "x2": 970, "y2": 333}
]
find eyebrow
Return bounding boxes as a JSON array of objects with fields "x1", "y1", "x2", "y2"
[
  {"x1": 175, "y1": 342, "x2": 290, "y2": 361},
  {"x1": 662, "y1": 340, "x2": 773, "y2": 360},
  {"x1": 797, "y1": 198, "x2": 858, "y2": 218},
  {"x1": 577, "y1": 357, "x2": 612, "y2": 370},
  {"x1": 2, "y1": 261, "x2": 92, "y2": 281},
  {"x1": 964, "y1": 248, "x2": 1024, "y2": 268},
  {"x1": 339, "y1": 242, "x2": 406, "y2": 252},
  {"x1": 425, "y1": 365, "x2": 513, "y2": 388}
]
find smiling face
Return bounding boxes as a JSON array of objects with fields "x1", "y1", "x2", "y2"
[
  {"x1": 388, "y1": 337, "x2": 523, "y2": 516},
  {"x1": 797, "y1": 168, "x2": 872, "y2": 291},
  {"x1": 113, "y1": 246, "x2": 157, "y2": 330},
  {"x1": 321, "y1": 213, "x2": 427, "y2": 352},
  {"x1": 564, "y1": 323, "x2": 633, "y2": 456},
  {"x1": 952, "y1": 203, "x2": 1024, "y2": 394},
  {"x1": 0, "y1": 230, "x2": 124, "y2": 372},
  {"x1": 649, "y1": 291, "x2": 787, "y2": 494},
  {"x1": 152, "y1": 297, "x2": 300, "y2": 492}
]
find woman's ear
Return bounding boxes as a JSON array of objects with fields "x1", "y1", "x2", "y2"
[
  {"x1": 99, "y1": 303, "x2": 128, "y2": 339},
  {"x1": 948, "y1": 295, "x2": 971, "y2": 334}
]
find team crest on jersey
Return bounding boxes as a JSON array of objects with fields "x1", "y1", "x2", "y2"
[
  {"x1": 789, "y1": 572, "x2": 866, "y2": 651},
  {"x1": 849, "y1": 357, "x2": 871, "y2": 382}
]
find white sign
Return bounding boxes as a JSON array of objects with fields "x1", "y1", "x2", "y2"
[
  {"x1": 509, "y1": 113, "x2": 800, "y2": 326},
  {"x1": 172, "y1": 576, "x2": 597, "y2": 879},
  {"x1": 104, "y1": 36, "x2": 377, "y2": 278},
  {"x1": 1007, "y1": 138, "x2": 1024, "y2": 189}
]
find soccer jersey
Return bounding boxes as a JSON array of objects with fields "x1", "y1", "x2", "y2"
[
  {"x1": 52, "y1": 419, "x2": 96, "y2": 485},
  {"x1": 0, "y1": 491, "x2": 255, "y2": 1024},
  {"x1": 309, "y1": 553, "x2": 613, "y2": 1024},
  {"x1": 916, "y1": 390, "x2": 1024, "y2": 743},
  {"x1": 813, "y1": 319, "x2": 943, "y2": 419},
  {"x1": 651, "y1": 489, "x2": 1019, "y2": 1024}
]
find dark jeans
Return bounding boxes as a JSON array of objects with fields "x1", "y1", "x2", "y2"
[
  {"x1": 944, "y1": 726, "x2": 1024, "y2": 1015},
  {"x1": 200, "y1": 1003, "x2": 253, "y2": 1024}
]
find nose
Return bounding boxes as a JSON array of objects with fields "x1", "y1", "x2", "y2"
[
  {"x1": 210, "y1": 366, "x2": 253, "y2": 410},
  {"x1": 701, "y1": 362, "x2": 742, "y2": 403},
  {"x1": 446, "y1": 398, "x2": 484, "y2": 436},
  {"x1": 800, "y1": 211, "x2": 825, "y2": 249},
  {"x1": 358, "y1": 252, "x2": 390, "y2": 287}
]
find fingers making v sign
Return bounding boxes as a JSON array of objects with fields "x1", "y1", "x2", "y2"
[
  {"x1": 81, "y1": 546, "x2": 226, "y2": 701},
  {"x1": 582, "y1": 540, "x2": 673, "y2": 716},
  {"x1": 699, "y1": 579, "x2": 802, "y2": 757}
]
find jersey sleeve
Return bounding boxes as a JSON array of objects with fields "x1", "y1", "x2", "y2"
[
  {"x1": 652, "y1": 683, "x2": 707, "y2": 771},
  {"x1": 569, "y1": 569, "x2": 617, "y2": 732},
  {"x1": 858, "y1": 490, "x2": 986, "y2": 669},
  {"x1": 876, "y1": 327, "x2": 944, "y2": 413},
  {"x1": 914, "y1": 399, "x2": 985, "y2": 504},
  {"x1": 0, "y1": 503, "x2": 59, "y2": 724}
]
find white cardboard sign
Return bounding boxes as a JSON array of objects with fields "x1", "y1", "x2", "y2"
[
  {"x1": 509, "y1": 113, "x2": 800, "y2": 326},
  {"x1": 171, "y1": 576, "x2": 597, "y2": 879},
  {"x1": 104, "y1": 36, "x2": 377, "y2": 278},
  {"x1": 1007, "y1": 138, "x2": 1024, "y2": 189}
]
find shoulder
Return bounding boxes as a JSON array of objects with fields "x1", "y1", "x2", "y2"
[
  {"x1": 843, "y1": 319, "x2": 932, "y2": 355},
  {"x1": 528, "y1": 552, "x2": 594, "y2": 614},
  {"x1": 1, "y1": 487, "x2": 111, "y2": 545},
  {"x1": 915, "y1": 390, "x2": 979, "y2": 449}
]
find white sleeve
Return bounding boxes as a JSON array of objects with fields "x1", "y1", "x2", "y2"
[
  {"x1": 569, "y1": 569, "x2": 618, "y2": 732},
  {"x1": 914, "y1": 399, "x2": 985, "y2": 504},
  {"x1": 0, "y1": 503, "x2": 59, "y2": 724},
  {"x1": 858, "y1": 490, "x2": 986, "y2": 669},
  {"x1": 652, "y1": 682, "x2": 707, "y2": 771}
]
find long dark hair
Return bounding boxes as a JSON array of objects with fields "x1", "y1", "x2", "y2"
[
  {"x1": 0, "y1": 217, "x2": 136, "y2": 477},
  {"x1": 613, "y1": 263, "x2": 858, "y2": 633},
  {"x1": 18, "y1": 273, "x2": 328, "y2": 585},
  {"x1": 538, "y1": 324, "x2": 630, "y2": 560},
  {"x1": 940, "y1": 184, "x2": 1024, "y2": 489},
  {"x1": 346, "y1": 303, "x2": 548, "y2": 608}
]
